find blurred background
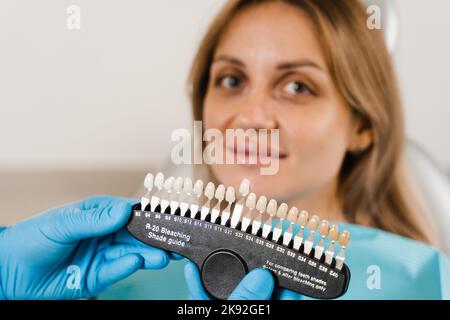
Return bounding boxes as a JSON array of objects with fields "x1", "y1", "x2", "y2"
[{"x1": 0, "y1": 0, "x2": 449, "y2": 226}]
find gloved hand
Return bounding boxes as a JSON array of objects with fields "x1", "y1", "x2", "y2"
[
  {"x1": 184, "y1": 261, "x2": 301, "y2": 300},
  {"x1": 0, "y1": 195, "x2": 172, "y2": 300}
]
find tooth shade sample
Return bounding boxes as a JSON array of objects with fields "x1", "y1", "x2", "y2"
[
  {"x1": 154, "y1": 172, "x2": 165, "y2": 188},
  {"x1": 297, "y1": 210, "x2": 309, "y2": 227},
  {"x1": 173, "y1": 177, "x2": 184, "y2": 193},
  {"x1": 225, "y1": 187, "x2": 236, "y2": 203},
  {"x1": 256, "y1": 196, "x2": 268, "y2": 213},
  {"x1": 328, "y1": 225, "x2": 339, "y2": 242},
  {"x1": 267, "y1": 199, "x2": 278, "y2": 216},
  {"x1": 163, "y1": 176, "x2": 175, "y2": 191},
  {"x1": 339, "y1": 231, "x2": 350, "y2": 247},
  {"x1": 239, "y1": 179, "x2": 250, "y2": 196},
  {"x1": 183, "y1": 178, "x2": 193, "y2": 194},
  {"x1": 205, "y1": 182, "x2": 215, "y2": 199},
  {"x1": 277, "y1": 203, "x2": 288, "y2": 219},
  {"x1": 287, "y1": 206, "x2": 299, "y2": 222},
  {"x1": 215, "y1": 184, "x2": 226, "y2": 201},
  {"x1": 319, "y1": 220, "x2": 330, "y2": 237},
  {"x1": 307, "y1": 215, "x2": 320, "y2": 231},
  {"x1": 193, "y1": 180, "x2": 204, "y2": 196},
  {"x1": 246, "y1": 193, "x2": 256, "y2": 209},
  {"x1": 144, "y1": 173, "x2": 154, "y2": 191}
]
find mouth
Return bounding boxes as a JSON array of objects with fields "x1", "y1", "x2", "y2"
[{"x1": 226, "y1": 145, "x2": 288, "y2": 167}]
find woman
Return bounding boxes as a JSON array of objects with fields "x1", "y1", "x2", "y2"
[{"x1": 100, "y1": 0, "x2": 449, "y2": 300}]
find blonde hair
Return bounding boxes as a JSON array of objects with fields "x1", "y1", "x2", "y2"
[{"x1": 188, "y1": 0, "x2": 437, "y2": 245}]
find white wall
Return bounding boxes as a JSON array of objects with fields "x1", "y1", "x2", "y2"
[
  {"x1": 0, "y1": 0, "x2": 449, "y2": 172},
  {"x1": 394, "y1": 0, "x2": 450, "y2": 170}
]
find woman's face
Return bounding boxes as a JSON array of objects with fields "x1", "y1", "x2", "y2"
[{"x1": 203, "y1": 2, "x2": 364, "y2": 207}]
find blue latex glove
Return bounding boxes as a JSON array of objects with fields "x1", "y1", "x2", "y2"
[
  {"x1": 184, "y1": 261, "x2": 301, "y2": 300},
  {"x1": 0, "y1": 195, "x2": 172, "y2": 300}
]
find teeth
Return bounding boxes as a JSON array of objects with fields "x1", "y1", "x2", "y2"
[
  {"x1": 160, "y1": 176, "x2": 175, "y2": 213},
  {"x1": 179, "y1": 178, "x2": 192, "y2": 216},
  {"x1": 140, "y1": 173, "x2": 154, "y2": 211},
  {"x1": 150, "y1": 172, "x2": 165, "y2": 211},
  {"x1": 293, "y1": 210, "x2": 309, "y2": 250},
  {"x1": 314, "y1": 220, "x2": 329, "y2": 260},
  {"x1": 251, "y1": 196, "x2": 267, "y2": 235},
  {"x1": 335, "y1": 230, "x2": 350, "y2": 270},
  {"x1": 303, "y1": 215, "x2": 320, "y2": 255},
  {"x1": 271, "y1": 202, "x2": 288, "y2": 242},
  {"x1": 211, "y1": 184, "x2": 225, "y2": 223},
  {"x1": 241, "y1": 193, "x2": 256, "y2": 232},
  {"x1": 262, "y1": 199, "x2": 278, "y2": 239},
  {"x1": 169, "y1": 177, "x2": 184, "y2": 214},
  {"x1": 230, "y1": 179, "x2": 251, "y2": 229},
  {"x1": 282, "y1": 206, "x2": 299, "y2": 246},
  {"x1": 239, "y1": 179, "x2": 250, "y2": 196},
  {"x1": 201, "y1": 182, "x2": 215, "y2": 220},
  {"x1": 144, "y1": 173, "x2": 154, "y2": 191},
  {"x1": 139, "y1": 173, "x2": 349, "y2": 271},
  {"x1": 190, "y1": 179, "x2": 203, "y2": 218},
  {"x1": 325, "y1": 224, "x2": 339, "y2": 265},
  {"x1": 220, "y1": 187, "x2": 235, "y2": 225}
]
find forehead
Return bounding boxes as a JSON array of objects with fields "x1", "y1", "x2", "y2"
[{"x1": 215, "y1": 2, "x2": 327, "y2": 69}]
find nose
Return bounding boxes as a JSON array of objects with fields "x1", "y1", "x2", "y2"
[{"x1": 233, "y1": 89, "x2": 278, "y2": 130}]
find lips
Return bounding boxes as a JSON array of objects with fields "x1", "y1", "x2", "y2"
[{"x1": 227, "y1": 144, "x2": 288, "y2": 165}]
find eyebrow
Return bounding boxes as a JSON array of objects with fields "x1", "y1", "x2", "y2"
[
  {"x1": 277, "y1": 59, "x2": 324, "y2": 72},
  {"x1": 213, "y1": 55, "x2": 324, "y2": 72}
]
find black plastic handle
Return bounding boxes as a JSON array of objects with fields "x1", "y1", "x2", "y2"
[{"x1": 126, "y1": 203, "x2": 350, "y2": 300}]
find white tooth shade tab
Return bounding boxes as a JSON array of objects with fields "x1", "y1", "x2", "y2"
[
  {"x1": 239, "y1": 179, "x2": 250, "y2": 196},
  {"x1": 173, "y1": 177, "x2": 184, "y2": 193},
  {"x1": 183, "y1": 178, "x2": 193, "y2": 194},
  {"x1": 246, "y1": 193, "x2": 256, "y2": 209},
  {"x1": 163, "y1": 176, "x2": 175, "y2": 191},
  {"x1": 215, "y1": 184, "x2": 226, "y2": 201},
  {"x1": 144, "y1": 173, "x2": 154, "y2": 190},
  {"x1": 205, "y1": 182, "x2": 215, "y2": 199},
  {"x1": 256, "y1": 196, "x2": 267, "y2": 212},
  {"x1": 193, "y1": 180, "x2": 204, "y2": 196},
  {"x1": 266, "y1": 199, "x2": 278, "y2": 216},
  {"x1": 276, "y1": 203, "x2": 288, "y2": 219},
  {"x1": 154, "y1": 172, "x2": 165, "y2": 188},
  {"x1": 225, "y1": 186, "x2": 236, "y2": 203},
  {"x1": 287, "y1": 206, "x2": 299, "y2": 222}
]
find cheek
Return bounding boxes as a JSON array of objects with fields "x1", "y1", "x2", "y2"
[
  {"x1": 203, "y1": 94, "x2": 230, "y2": 130},
  {"x1": 284, "y1": 103, "x2": 350, "y2": 181}
]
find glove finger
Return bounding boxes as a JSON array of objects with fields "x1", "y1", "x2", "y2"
[
  {"x1": 184, "y1": 261, "x2": 212, "y2": 300},
  {"x1": 103, "y1": 244, "x2": 169, "y2": 269},
  {"x1": 113, "y1": 229, "x2": 183, "y2": 261},
  {"x1": 228, "y1": 268, "x2": 274, "y2": 300},
  {"x1": 95, "y1": 253, "x2": 143, "y2": 292},
  {"x1": 275, "y1": 288, "x2": 302, "y2": 300},
  {"x1": 67, "y1": 195, "x2": 137, "y2": 211},
  {"x1": 170, "y1": 253, "x2": 185, "y2": 260},
  {"x1": 45, "y1": 202, "x2": 132, "y2": 243}
]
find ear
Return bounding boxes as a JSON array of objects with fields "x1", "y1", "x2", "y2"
[{"x1": 348, "y1": 115, "x2": 373, "y2": 154}]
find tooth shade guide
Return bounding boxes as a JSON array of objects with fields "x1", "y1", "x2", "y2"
[{"x1": 137, "y1": 173, "x2": 350, "y2": 279}]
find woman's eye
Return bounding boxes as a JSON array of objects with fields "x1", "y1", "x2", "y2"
[
  {"x1": 283, "y1": 81, "x2": 312, "y2": 96},
  {"x1": 218, "y1": 75, "x2": 242, "y2": 89}
]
